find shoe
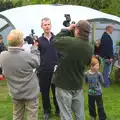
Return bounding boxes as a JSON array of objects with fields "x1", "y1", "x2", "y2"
[
  {"x1": 91, "y1": 116, "x2": 96, "y2": 120},
  {"x1": 43, "y1": 113, "x2": 50, "y2": 120}
]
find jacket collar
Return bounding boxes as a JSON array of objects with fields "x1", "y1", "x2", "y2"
[
  {"x1": 41, "y1": 32, "x2": 54, "y2": 39},
  {"x1": 78, "y1": 35, "x2": 89, "y2": 42},
  {"x1": 8, "y1": 47, "x2": 24, "y2": 52}
]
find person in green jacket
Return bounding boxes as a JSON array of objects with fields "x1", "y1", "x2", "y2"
[{"x1": 52, "y1": 20, "x2": 94, "y2": 120}]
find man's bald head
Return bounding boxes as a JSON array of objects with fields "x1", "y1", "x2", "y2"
[
  {"x1": 7, "y1": 29, "x2": 24, "y2": 46},
  {"x1": 105, "y1": 25, "x2": 114, "y2": 34}
]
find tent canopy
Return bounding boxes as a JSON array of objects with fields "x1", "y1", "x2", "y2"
[{"x1": 0, "y1": 4, "x2": 120, "y2": 38}]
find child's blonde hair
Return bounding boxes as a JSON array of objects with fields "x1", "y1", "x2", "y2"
[{"x1": 90, "y1": 56, "x2": 99, "y2": 67}]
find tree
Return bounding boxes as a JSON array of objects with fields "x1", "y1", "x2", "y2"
[
  {"x1": 0, "y1": 0, "x2": 14, "y2": 12},
  {"x1": 1, "y1": 0, "x2": 120, "y2": 17}
]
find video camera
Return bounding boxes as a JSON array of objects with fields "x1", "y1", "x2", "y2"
[
  {"x1": 24, "y1": 29, "x2": 39, "y2": 45},
  {"x1": 63, "y1": 14, "x2": 75, "y2": 27}
]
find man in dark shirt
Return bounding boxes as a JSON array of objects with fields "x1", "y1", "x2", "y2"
[
  {"x1": 53, "y1": 20, "x2": 93, "y2": 120},
  {"x1": 99, "y1": 25, "x2": 114, "y2": 87},
  {"x1": 37, "y1": 17, "x2": 59, "y2": 119}
]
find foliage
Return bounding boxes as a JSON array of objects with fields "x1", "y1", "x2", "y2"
[
  {"x1": 0, "y1": 0, "x2": 14, "y2": 12},
  {"x1": 0, "y1": 0, "x2": 120, "y2": 17},
  {"x1": 1, "y1": 79, "x2": 120, "y2": 119},
  {"x1": 116, "y1": 40, "x2": 120, "y2": 46}
]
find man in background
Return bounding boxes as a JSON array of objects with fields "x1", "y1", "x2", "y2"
[
  {"x1": 53, "y1": 20, "x2": 93, "y2": 120},
  {"x1": 99, "y1": 25, "x2": 114, "y2": 87},
  {"x1": 38, "y1": 17, "x2": 59, "y2": 119}
]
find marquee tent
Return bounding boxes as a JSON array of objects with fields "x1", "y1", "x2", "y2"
[{"x1": 0, "y1": 4, "x2": 120, "y2": 44}]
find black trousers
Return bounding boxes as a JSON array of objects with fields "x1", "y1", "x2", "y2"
[
  {"x1": 38, "y1": 71, "x2": 59, "y2": 114},
  {"x1": 88, "y1": 94, "x2": 106, "y2": 120}
]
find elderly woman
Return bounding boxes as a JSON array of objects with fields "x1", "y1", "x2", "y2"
[{"x1": 0, "y1": 30, "x2": 40, "y2": 120}]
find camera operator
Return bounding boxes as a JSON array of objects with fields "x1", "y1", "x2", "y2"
[{"x1": 53, "y1": 20, "x2": 94, "y2": 120}]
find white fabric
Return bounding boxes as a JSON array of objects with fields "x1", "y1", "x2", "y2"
[
  {"x1": 22, "y1": 43, "x2": 32, "y2": 53},
  {"x1": 0, "y1": 5, "x2": 120, "y2": 37},
  {"x1": 22, "y1": 43, "x2": 36, "y2": 72}
]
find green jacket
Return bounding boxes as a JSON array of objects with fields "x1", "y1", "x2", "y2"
[{"x1": 53, "y1": 29, "x2": 94, "y2": 90}]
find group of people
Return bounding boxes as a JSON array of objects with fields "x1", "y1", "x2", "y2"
[{"x1": 0, "y1": 17, "x2": 116, "y2": 120}]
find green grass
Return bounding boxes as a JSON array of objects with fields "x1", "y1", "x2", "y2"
[
  {"x1": 0, "y1": 81, "x2": 120, "y2": 120},
  {"x1": 0, "y1": 67, "x2": 120, "y2": 120}
]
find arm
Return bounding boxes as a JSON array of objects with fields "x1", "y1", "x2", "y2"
[
  {"x1": 98, "y1": 72, "x2": 105, "y2": 87},
  {"x1": 29, "y1": 46, "x2": 40, "y2": 69},
  {"x1": 38, "y1": 39, "x2": 45, "y2": 56},
  {"x1": 104, "y1": 36, "x2": 114, "y2": 58},
  {"x1": 56, "y1": 24, "x2": 75, "y2": 37},
  {"x1": 56, "y1": 29, "x2": 74, "y2": 37},
  {"x1": 53, "y1": 24, "x2": 75, "y2": 53}
]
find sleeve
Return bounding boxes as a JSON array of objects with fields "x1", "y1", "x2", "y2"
[
  {"x1": 53, "y1": 30, "x2": 74, "y2": 53},
  {"x1": 104, "y1": 36, "x2": 113, "y2": 58},
  {"x1": 56, "y1": 29, "x2": 74, "y2": 37},
  {"x1": 98, "y1": 72, "x2": 105, "y2": 86},
  {"x1": 29, "y1": 46, "x2": 40, "y2": 69}
]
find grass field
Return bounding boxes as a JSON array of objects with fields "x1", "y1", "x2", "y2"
[{"x1": 0, "y1": 79, "x2": 120, "y2": 120}]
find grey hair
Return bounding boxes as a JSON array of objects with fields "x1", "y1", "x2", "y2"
[
  {"x1": 41, "y1": 17, "x2": 50, "y2": 21},
  {"x1": 7, "y1": 29, "x2": 24, "y2": 46}
]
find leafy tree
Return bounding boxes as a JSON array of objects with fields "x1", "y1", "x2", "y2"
[{"x1": 1, "y1": 0, "x2": 120, "y2": 17}]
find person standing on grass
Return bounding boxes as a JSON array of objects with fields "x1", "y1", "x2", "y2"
[
  {"x1": 99, "y1": 25, "x2": 114, "y2": 87},
  {"x1": 37, "y1": 17, "x2": 59, "y2": 120},
  {"x1": 85, "y1": 57, "x2": 107, "y2": 120},
  {"x1": 0, "y1": 30, "x2": 40, "y2": 120},
  {"x1": 53, "y1": 20, "x2": 93, "y2": 120},
  {"x1": 0, "y1": 34, "x2": 7, "y2": 80},
  {"x1": 94, "y1": 39, "x2": 101, "y2": 56}
]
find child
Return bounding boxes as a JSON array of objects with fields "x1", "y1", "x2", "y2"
[{"x1": 85, "y1": 57, "x2": 107, "y2": 120}]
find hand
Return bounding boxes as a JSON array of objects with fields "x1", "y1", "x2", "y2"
[
  {"x1": 109, "y1": 58, "x2": 113, "y2": 62},
  {"x1": 67, "y1": 24, "x2": 76, "y2": 31},
  {"x1": 34, "y1": 42, "x2": 38, "y2": 46}
]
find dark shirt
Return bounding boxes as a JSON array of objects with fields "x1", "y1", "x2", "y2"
[
  {"x1": 38, "y1": 33, "x2": 58, "y2": 71},
  {"x1": 94, "y1": 45, "x2": 100, "y2": 56},
  {"x1": 53, "y1": 29, "x2": 93, "y2": 90},
  {"x1": 99, "y1": 32, "x2": 113, "y2": 59}
]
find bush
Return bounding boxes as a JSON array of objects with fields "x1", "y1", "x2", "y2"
[{"x1": 116, "y1": 40, "x2": 120, "y2": 46}]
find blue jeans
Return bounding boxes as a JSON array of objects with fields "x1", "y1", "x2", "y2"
[{"x1": 102, "y1": 59, "x2": 112, "y2": 87}]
